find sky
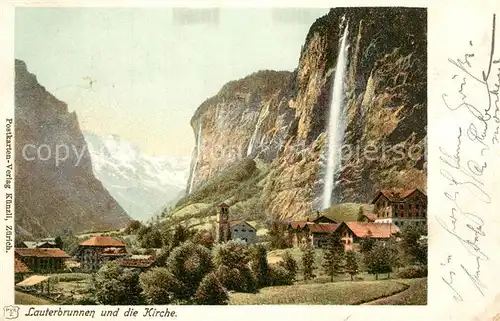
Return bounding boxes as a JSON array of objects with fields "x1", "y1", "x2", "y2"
[{"x1": 15, "y1": 8, "x2": 329, "y2": 157}]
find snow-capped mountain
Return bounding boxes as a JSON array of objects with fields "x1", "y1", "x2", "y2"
[{"x1": 83, "y1": 131, "x2": 190, "y2": 221}]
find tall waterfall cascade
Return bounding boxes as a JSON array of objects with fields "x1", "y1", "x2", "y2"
[
  {"x1": 188, "y1": 119, "x2": 203, "y2": 194},
  {"x1": 246, "y1": 105, "x2": 270, "y2": 156},
  {"x1": 322, "y1": 22, "x2": 349, "y2": 210}
]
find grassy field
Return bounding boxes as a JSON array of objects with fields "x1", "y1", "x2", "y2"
[
  {"x1": 363, "y1": 278, "x2": 427, "y2": 305},
  {"x1": 321, "y1": 203, "x2": 373, "y2": 222},
  {"x1": 15, "y1": 291, "x2": 54, "y2": 305},
  {"x1": 229, "y1": 279, "x2": 407, "y2": 305}
]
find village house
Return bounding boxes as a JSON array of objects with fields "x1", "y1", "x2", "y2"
[
  {"x1": 15, "y1": 257, "x2": 32, "y2": 283},
  {"x1": 74, "y1": 236, "x2": 128, "y2": 271},
  {"x1": 117, "y1": 255, "x2": 156, "y2": 271},
  {"x1": 370, "y1": 188, "x2": 427, "y2": 228},
  {"x1": 16, "y1": 237, "x2": 58, "y2": 249},
  {"x1": 287, "y1": 215, "x2": 339, "y2": 248},
  {"x1": 216, "y1": 203, "x2": 257, "y2": 244},
  {"x1": 335, "y1": 221, "x2": 399, "y2": 251},
  {"x1": 15, "y1": 248, "x2": 70, "y2": 273}
]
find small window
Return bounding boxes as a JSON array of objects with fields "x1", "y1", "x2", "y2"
[
  {"x1": 242, "y1": 229, "x2": 246, "y2": 232},
  {"x1": 234, "y1": 229, "x2": 238, "y2": 232}
]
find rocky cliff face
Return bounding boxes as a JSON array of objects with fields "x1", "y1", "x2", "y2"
[
  {"x1": 15, "y1": 60, "x2": 131, "y2": 237},
  {"x1": 171, "y1": 7, "x2": 426, "y2": 226}
]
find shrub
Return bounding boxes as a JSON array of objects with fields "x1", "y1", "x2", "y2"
[
  {"x1": 395, "y1": 266, "x2": 428, "y2": 279},
  {"x1": 268, "y1": 265, "x2": 292, "y2": 286},
  {"x1": 193, "y1": 272, "x2": 229, "y2": 305},
  {"x1": 214, "y1": 265, "x2": 242, "y2": 291},
  {"x1": 125, "y1": 220, "x2": 143, "y2": 234},
  {"x1": 249, "y1": 244, "x2": 269, "y2": 288},
  {"x1": 166, "y1": 242, "x2": 214, "y2": 299},
  {"x1": 213, "y1": 241, "x2": 250, "y2": 269},
  {"x1": 94, "y1": 262, "x2": 143, "y2": 305},
  {"x1": 278, "y1": 251, "x2": 298, "y2": 282},
  {"x1": 301, "y1": 242, "x2": 316, "y2": 281},
  {"x1": 237, "y1": 264, "x2": 258, "y2": 293},
  {"x1": 139, "y1": 267, "x2": 183, "y2": 304}
]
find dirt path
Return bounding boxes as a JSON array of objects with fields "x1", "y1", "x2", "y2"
[{"x1": 361, "y1": 278, "x2": 427, "y2": 305}]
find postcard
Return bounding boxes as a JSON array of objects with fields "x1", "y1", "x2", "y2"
[{"x1": 0, "y1": 1, "x2": 499, "y2": 320}]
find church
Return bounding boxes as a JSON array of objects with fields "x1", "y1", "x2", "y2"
[{"x1": 216, "y1": 203, "x2": 257, "y2": 244}]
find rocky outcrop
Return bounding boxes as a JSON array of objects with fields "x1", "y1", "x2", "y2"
[
  {"x1": 173, "y1": 7, "x2": 427, "y2": 225},
  {"x1": 15, "y1": 60, "x2": 131, "y2": 237}
]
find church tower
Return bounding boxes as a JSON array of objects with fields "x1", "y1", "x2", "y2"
[{"x1": 216, "y1": 203, "x2": 231, "y2": 243}]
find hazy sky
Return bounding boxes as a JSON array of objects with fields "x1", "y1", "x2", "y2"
[{"x1": 15, "y1": 8, "x2": 329, "y2": 157}]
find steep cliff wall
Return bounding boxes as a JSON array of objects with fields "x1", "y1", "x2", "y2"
[
  {"x1": 170, "y1": 7, "x2": 426, "y2": 227},
  {"x1": 15, "y1": 60, "x2": 131, "y2": 237}
]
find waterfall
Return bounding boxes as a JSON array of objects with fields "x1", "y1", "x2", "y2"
[
  {"x1": 188, "y1": 119, "x2": 203, "y2": 194},
  {"x1": 322, "y1": 23, "x2": 349, "y2": 210},
  {"x1": 246, "y1": 105, "x2": 269, "y2": 156}
]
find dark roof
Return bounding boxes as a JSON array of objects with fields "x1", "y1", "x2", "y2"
[
  {"x1": 117, "y1": 257, "x2": 156, "y2": 268},
  {"x1": 79, "y1": 236, "x2": 126, "y2": 247},
  {"x1": 230, "y1": 220, "x2": 256, "y2": 229},
  {"x1": 312, "y1": 215, "x2": 338, "y2": 224},
  {"x1": 15, "y1": 258, "x2": 31, "y2": 273},
  {"x1": 15, "y1": 248, "x2": 71, "y2": 258},
  {"x1": 306, "y1": 223, "x2": 340, "y2": 233},
  {"x1": 371, "y1": 188, "x2": 426, "y2": 204},
  {"x1": 363, "y1": 213, "x2": 378, "y2": 221},
  {"x1": 219, "y1": 202, "x2": 230, "y2": 208}
]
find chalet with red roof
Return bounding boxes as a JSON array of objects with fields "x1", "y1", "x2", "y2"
[
  {"x1": 371, "y1": 188, "x2": 427, "y2": 228},
  {"x1": 75, "y1": 236, "x2": 127, "y2": 271},
  {"x1": 14, "y1": 257, "x2": 32, "y2": 283},
  {"x1": 15, "y1": 248, "x2": 70, "y2": 273},
  {"x1": 288, "y1": 214, "x2": 339, "y2": 248},
  {"x1": 335, "y1": 222, "x2": 399, "y2": 251}
]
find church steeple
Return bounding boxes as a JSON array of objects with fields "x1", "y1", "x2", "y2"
[{"x1": 216, "y1": 203, "x2": 231, "y2": 243}]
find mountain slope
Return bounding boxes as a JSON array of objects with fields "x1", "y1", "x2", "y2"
[
  {"x1": 84, "y1": 132, "x2": 190, "y2": 221},
  {"x1": 164, "y1": 8, "x2": 427, "y2": 229},
  {"x1": 15, "y1": 60, "x2": 131, "y2": 237}
]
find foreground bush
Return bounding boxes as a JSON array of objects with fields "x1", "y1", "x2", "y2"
[
  {"x1": 395, "y1": 266, "x2": 428, "y2": 279},
  {"x1": 194, "y1": 272, "x2": 229, "y2": 305},
  {"x1": 167, "y1": 242, "x2": 214, "y2": 299},
  {"x1": 94, "y1": 262, "x2": 143, "y2": 305},
  {"x1": 139, "y1": 267, "x2": 183, "y2": 304},
  {"x1": 278, "y1": 251, "x2": 298, "y2": 282},
  {"x1": 268, "y1": 265, "x2": 292, "y2": 286}
]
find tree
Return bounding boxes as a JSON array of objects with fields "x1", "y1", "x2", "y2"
[
  {"x1": 139, "y1": 267, "x2": 183, "y2": 304},
  {"x1": 267, "y1": 220, "x2": 292, "y2": 249},
  {"x1": 94, "y1": 262, "x2": 143, "y2": 305},
  {"x1": 268, "y1": 265, "x2": 293, "y2": 286},
  {"x1": 278, "y1": 251, "x2": 298, "y2": 282},
  {"x1": 249, "y1": 244, "x2": 269, "y2": 288},
  {"x1": 139, "y1": 228, "x2": 163, "y2": 248},
  {"x1": 322, "y1": 233, "x2": 345, "y2": 282},
  {"x1": 386, "y1": 236, "x2": 402, "y2": 277},
  {"x1": 54, "y1": 236, "x2": 64, "y2": 250},
  {"x1": 194, "y1": 272, "x2": 229, "y2": 305},
  {"x1": 344, "y1": 251, "x2": 359, "y2": 281},
  {"x1": 301, "y1": 241, "x2": 316, "y2": 281},
  {"x1": 359, "y1": 231, "x2": 375, "y2": 253},
  {"x1": 125, "y1": 220, "x2": 143, "y2": 234},
  {"x1": 166, "y1": 241, "x2": 214, "y2": 299},
  {"x1": 357, "y1": 206, "x2": 365, "y2": 221},
  {"x1": 364, "y1": 242, "x2": 392, "y2": 280},
  {"x1": 400, "y1": 223, "x2": 427, "y2": 266},
  {"x1": 171, "y1": 225, "x2": 195, "y2": 248},
  {"x1": 193, "y1": 229, "x2": 215, "y2": 249},
  {"x1": 213, "y1": 241, "x2": 250, "y2": 269},
  {"x1": 214, "y1": 264, "x2": 243, "y2": 292}
]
